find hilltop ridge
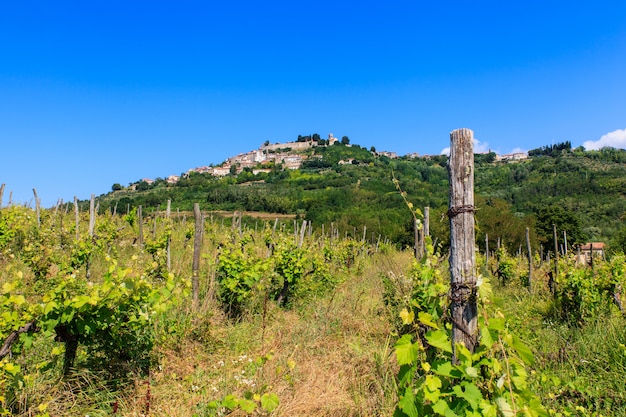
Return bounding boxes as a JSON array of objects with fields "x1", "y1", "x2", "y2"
[{"x1": 98, "y1": 139, "x2": 626, "y2": 254}]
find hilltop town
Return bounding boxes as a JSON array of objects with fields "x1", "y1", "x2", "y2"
[{"x1": 136, "y1": 133, "x2": 528, "y2": 186}]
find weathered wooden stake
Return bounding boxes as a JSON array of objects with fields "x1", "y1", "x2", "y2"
[
  {"x1": 526, "y1": 227, "x2": 532, "y2": 292},
  {"x1": 552, "y1": 224, "x2": 559, "y2": 278},
  {"x1": 74, "y1": 196, "x2": 80, "y2": 241},
  {"x1": 298, "y1": 220, "x2": 307, "y2": 248},
  {"x1": 0, "y1": 183, "x2": 5, "y2": 208},
  {"x1": 166, "y1": 199, "x2": 171, "y2": 271},
  {"x1": 33, "y1": 189, "x2": 41, "y2": 227},
  {"x1": 414, "y1": 217, "x2": 420, "y2": 259},
  {"x1": 88, "y1": 194, "x2": 96, "y2": 238},
  {"x1": 485, "y1": 233, "x2": 489, "y2": 265},
  {"x1": 138, "y1": 206, "x2": 144, "y2": 247},
  {"x1": 192, "y1": 203, "x2": 203, "y2": 307},
  {"x1": 448, "y1": 128, "x2": 478, "y2": 359}
]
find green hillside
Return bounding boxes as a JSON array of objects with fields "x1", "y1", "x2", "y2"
[{"x1": 95, "y1": 142, "x2": 626, "y2": 254}]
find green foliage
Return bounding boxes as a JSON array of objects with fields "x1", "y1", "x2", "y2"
[
  {"x1": 496, "y1": 246, "x2": 516, "y2": 285},
  {"x1": 389, "y1": 246, "x2": 547, "y2": 417},
  {"x1": 216, "y1": 245, "x2": 271, "y2": 318},
  {"x1": 535, "y1": 205, "x2": 587, "y2": 247},
  {"x1": 528, "y1": 141, "x2": 572, "y2": 157},
  {"x1": 555, "y1": 255, "x2": 626, "y2": 323},
  {"x1": 194, "y1": 391, "x2": 279, "y2": 416}
]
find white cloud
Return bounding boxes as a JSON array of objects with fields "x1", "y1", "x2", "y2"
[
  {"x1": 440, "y1": 138, "x2": 491, "y2": 156},
  {"x1": 583, "y1": 128, "x2": 626, "y2": 150},
  {"x1": 474, "y1": 139, "x2": 491, "y2": 153}
]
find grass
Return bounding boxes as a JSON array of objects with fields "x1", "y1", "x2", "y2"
[
  {"x1": 98, "y1": 250, "x2": 403, "y2": 417},
  {"x1": 3, "y1": 212, "x2": 626, "y2": 416}
]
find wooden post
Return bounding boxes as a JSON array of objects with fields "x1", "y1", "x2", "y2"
[
  {"x1": 32, "y1": 189, "x2": 41, "y2": 228},
  {"x1": 526, "y1": 227, "x2": 532, "y2": 292},
  {"x1": 192, "y1": 203, "x2": 203, "y2": 307},
  {"x1": 424, "y1": 206, "x2": 430, "y2": 238},
  {"x1": 138, "y1": 206, "x2": 144, "y2": 247},
  {"x1": 552, "y1": 223, "x2": 559, "y2": 278},
  {"x1": 563, "y1": 231, "x2": 568, "y2": 256},
  {"x1": 362, "y1": 225, "x2": 367, "y2": 243},
  {"x1": 298, "y1": 220, "x2": 307, "y2": 248},
  {"x1": 0, "y1": 183, "x2": 4, "y2": 208},
  {"x1": 88, "y1": 194, "x2": 96, "y2": 238},
  {"x1": 166, "y1": 199, "x2": 171, "y2": 271},
  {"x1": 485, "y1": 233, "x2": 489, "y2": 266},
  {"x1": 74, "y1": 196, "x2": 80, "y2": 241},
  {"x1": 448, "y1": 128, "x2": 478, "y2": 358},
  {"x1": 414, "y1": 217, "x2": 420, "y2": 259}
]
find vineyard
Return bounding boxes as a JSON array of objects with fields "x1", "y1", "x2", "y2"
[{"x1": 1, "y1": 197, "x2": 625, "y2": 416}]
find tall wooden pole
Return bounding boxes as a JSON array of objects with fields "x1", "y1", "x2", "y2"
[
  {"x1": 298, "y1": 220, "x2": 307, "y2": 248},
  {"x1": 526, "y1": 227, "x2": 532, "y2": 292},
  {"x1": 88, "y1": 194, "x2": 96, "y2": 238},
  {"x1": 448, "y1": 128, "x2": 478, "y2": 359},
  {"x1": 138, "y1": 206, "x2": 144, "y2": 247},
  {"x1": 74, "y1": 196, "x2": 80, "y2": 241},
  {"x1": 553, "y1": 224, "x2": 559, "y2": 278},
  {"x1": 32, "y1": 189, "x2": 41, "y2": 228},
  {"x1": 192, "y1": 203, "x2": 203, "y2": 307},
  {"x1": 0, "y1": 183, "x2": 4, "y2": 208},
  {"x1": 485, "y1": 233, "x2": 490, "y2": 266},
  {"x1": 166, "y1": 199, "x2": 171, "y2": 271},
  {"x1": 414, "y1": 218, "x2": 420, "y2": 259}
]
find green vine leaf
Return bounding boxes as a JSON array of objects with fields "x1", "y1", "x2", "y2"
[
  {"x1": 395, "y1": 334, "x2": 419, "y2": 365},
  {"x1": 425, "y1": 329, "x2": 453, "y2": 353},
  {"x1": 495, "y1": 397, "x2": 515, "y2": 417},
  {"x1": 261, "y1": 392, "x2": 279, "y2": 412},
  {"x1": 397, "y1": 386, "x2": 418, "y2": 417},
  {"x1": 400, "y1": 308, "x2": 414, "y2": 325},
  {"x1": 417, "y1": 311, "x2": 438, "y2": 329},
  {"x1": 511, "y1": 335, "x2": 534, "y2": 365}
]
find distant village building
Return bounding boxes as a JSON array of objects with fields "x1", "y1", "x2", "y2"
[
  {"x1": 579, "y1": 242, "x2": 605, "y2": 263},
  {"x1": 497, "y1": 152, "x2": 529, "y2": 162},
  {"x1": 377, "y1": 151, "x2": 398, "y2": 159},
  {"x1": 191, "y1": 166, "x2": 213, "y2": 174},
  {"x1": 211, "y1": 166, "x2": 231, "y2": 176},
  {"x1": 261, "y1": 141, "x2": 316, "y2": 152},
  {"x1": 166, "y1": 175, "x2": 180, "y2": 184},
  {"x1": 252, "y1": 168, "x2": 272, "y2": 175}
]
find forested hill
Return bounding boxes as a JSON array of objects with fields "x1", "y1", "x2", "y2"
[{"x1": 95, "y1": 143, "x2": 626, "y2": 253}]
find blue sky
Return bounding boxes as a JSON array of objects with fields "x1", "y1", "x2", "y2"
[{"x1": 1, "y1": 1, "x2": 625, "y2": 207}]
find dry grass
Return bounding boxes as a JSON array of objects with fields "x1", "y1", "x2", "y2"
[{"x1": 110, "y1": 251, "x2": 406, "y2": 417}]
